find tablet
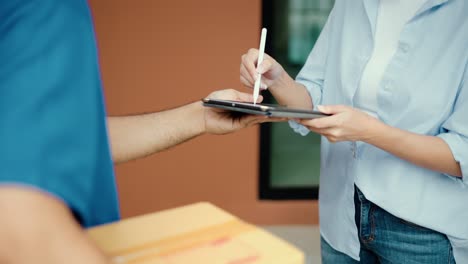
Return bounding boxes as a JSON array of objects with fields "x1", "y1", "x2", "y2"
[{"x1": 202, "y1": 98, "x2": 329, "y2": 119}]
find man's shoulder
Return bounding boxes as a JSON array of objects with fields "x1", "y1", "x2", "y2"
[
  {"x1": 0, "y1": 0, "x2": 95, "y2": 61},
  {"x1": 0, "y1": 0, "x2": 91, "y2": 22},
  {"x1": 0, "y1": 0, "x2": 88, "y2": 8}
]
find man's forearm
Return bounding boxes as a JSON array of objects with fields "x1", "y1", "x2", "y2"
[
  {"x1": 0, "y1": 187, "x2": 111, "y2": 264},
  {"x1": 366, "y1": 122, "x2": 462, "y2": 177},
  {"x1": 268, "y1": 71, "x2": 313, "y2": 110},
  {"x1": 108, "y1": 101, "x2": 205, "y2": 163}
]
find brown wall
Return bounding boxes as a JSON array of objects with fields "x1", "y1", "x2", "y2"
[{"x1": 89, "y1": 0, "x2": 318, "y2": 225}]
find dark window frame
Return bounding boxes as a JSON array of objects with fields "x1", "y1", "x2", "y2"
[{"x1": 259, "y1": 0, "x2": 318, "y2": 200}]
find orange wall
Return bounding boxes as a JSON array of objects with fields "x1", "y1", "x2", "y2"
[{"x1": 89, "y1": 0, "x2": 318, "y2": 225}]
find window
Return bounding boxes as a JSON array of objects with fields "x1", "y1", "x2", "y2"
[{"x1": 260, "y1": 0, "x2": 334, "y2": 200}]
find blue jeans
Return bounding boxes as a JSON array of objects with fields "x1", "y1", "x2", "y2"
[{"x1": 321, "y1": 186, "x2": 455, "y2": 264}]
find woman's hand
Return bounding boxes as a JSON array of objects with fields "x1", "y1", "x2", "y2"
[
  {"x1": 240, "y1": 48, "x2": 285, "y2": 90},
  {"x1": 240, "y1": 48, "x2": 312, "y2": 110},
  {"x1": 299, "y1": 105, "x2": 463, "y2": 177},
  {"x1": 299, "y1": 105, "x2": 382, "y2": 142}
]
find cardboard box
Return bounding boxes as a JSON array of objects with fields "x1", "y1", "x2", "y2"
[{"x1": 87, "y1": 202, "x2": 304, "y2": 264}]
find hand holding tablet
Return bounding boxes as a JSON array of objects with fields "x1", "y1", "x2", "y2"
[{"x1": 202, "y1": 98, "x2": 329, "y2": 119}]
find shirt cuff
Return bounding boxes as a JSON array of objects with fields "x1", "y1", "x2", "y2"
[
  {"x1": 297, "y1": 80, "x2": 323, "y2": 109},
  {"x1": 288, "y1": 81, "x2": 323, "y2": 136},
  {"x1": 437, "y1": 132, "x2": 468, "y2": 186},
  {"x1": 288, "y1": 120, "x2": 310, "y2": 136}
]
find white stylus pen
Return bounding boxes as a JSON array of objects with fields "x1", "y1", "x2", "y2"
[{"x1": 253, "y1": 28, "x2": 267, "y2": 106}]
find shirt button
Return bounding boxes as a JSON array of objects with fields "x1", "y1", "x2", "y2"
[
  {"x1": 383, "y1": 82, "x2": 392, "y2": 91},
  {"x1": 399, "y1": 43, "x2": 410, "y2": 53}
]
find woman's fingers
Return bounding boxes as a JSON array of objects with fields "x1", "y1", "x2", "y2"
[
  {"x1": 300, "y1": 116, "x2": 337, "y2": 129},
  {"x1": 241, "y1": 49, "x2": 260, "y2": 81},
  {"x1": 240, "y1": 63, "x2": 255, "y2": 87},
  {"x1": 305, "y1": 126, "x2": 341, "y2": 143}
]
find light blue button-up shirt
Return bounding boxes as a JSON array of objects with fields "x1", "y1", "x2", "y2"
[{"x1": 290, "y1": 0, "x2": 468, "y2": 261}]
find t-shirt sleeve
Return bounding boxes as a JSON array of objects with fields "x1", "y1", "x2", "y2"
[{"x1": 0, "y1": 0, "x2": 113, "y2": 222}]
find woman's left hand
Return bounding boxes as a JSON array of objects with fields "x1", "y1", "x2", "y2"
[{"x1": 298, "y1": 105, "x2": 382, "y2": 143}]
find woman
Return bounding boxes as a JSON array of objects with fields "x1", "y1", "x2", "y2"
[{"x1": 240, "y1": 0, "x2": 467, "y2": 263}]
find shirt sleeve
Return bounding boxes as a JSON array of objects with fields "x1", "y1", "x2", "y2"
[
  {"x1": 0, "y1": 0, "x2": 112, "y2": 221},
  {"x1": 289, "y1": 4, "x2": 335, "y2": 136},
  {"x1": 437, "y1": 63, "x2": 468, "y2": 186}
]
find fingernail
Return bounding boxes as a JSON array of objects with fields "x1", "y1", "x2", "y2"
[{"x1": 261, "y1": 83, "x2": 268, "y2": 90}]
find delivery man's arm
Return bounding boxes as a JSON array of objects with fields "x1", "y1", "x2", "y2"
[
  {"x1": 0, "y1": 188, "x2": 110, "y2": 264},
  {"x1": 108, "y1": 89, "x2": 271, "y2": 163},
  {"x1": 0, "y1": 0, "x2": 117, "y2": 261}
]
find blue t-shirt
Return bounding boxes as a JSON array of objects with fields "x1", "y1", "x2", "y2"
[{"x1": 0, "y1": 0, "x2": 120, "y2": 227}]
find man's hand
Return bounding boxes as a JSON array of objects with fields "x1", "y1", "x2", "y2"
[{"x1": 203, "y1": 89, "x2": 284, "y2": 135}]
